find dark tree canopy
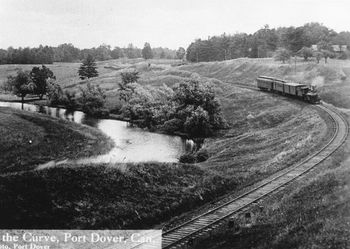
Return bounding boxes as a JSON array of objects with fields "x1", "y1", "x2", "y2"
[
  {"x1": 142, "y1": 42, "x2": 153, "y2": 60},
  {"x1": 118, "y1": 69, "x2": 139, "y2": 102},
  {"x1": 79, "y1": 83, "x2": 107, "y2": 116},
  {"x1": 120, "y1": 78, "x2": 226, "y2": 137},
  {"x1": 176, "y1": 47, "x2": 186, "y2": 60},
  {"x1": 120, "y1": 69, "x2": 139, "y2": 84},
  {"x1": 297, "y1": 46, "x2": 314, "y2": 61},
  {"x1": 30, "y1": 65, "x2": 56, "y2": 99},
  {"x1": 186, "y1": 22, "x2": 350, "y2": 62},
  {"x1": 0, "y1": 43, "x2": 177, "y2": 64},
  {"x1": 78, "y1": 55, "x2": 99, "y2": 80}
]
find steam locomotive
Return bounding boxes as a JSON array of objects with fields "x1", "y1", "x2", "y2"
[{"x1": 256, "y1": 76, "x2": 320, "y2": 104}]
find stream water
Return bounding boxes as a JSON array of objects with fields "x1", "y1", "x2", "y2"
[{"x1": 0, "y1": 101, "x2": 194, "y2": 165}]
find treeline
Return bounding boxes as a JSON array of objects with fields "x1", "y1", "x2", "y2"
[
  {"x1": 186, "y1": 23, "x2": 350, "y2": 62},
  {"x1": 0, "y1": 43, "x2": 178, "y2": 65}
]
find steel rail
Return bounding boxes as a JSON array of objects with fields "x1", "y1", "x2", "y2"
[
  {"x1": 131, "y1": 84, "x2": 348, "y2": 249},
  {"x1": 159, "y1": 87, "x2": 348, "y2": 249}
]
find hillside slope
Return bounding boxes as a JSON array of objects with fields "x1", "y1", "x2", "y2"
[{"x1": 179, "y1": 58, "x2": 350, "y2": 109}]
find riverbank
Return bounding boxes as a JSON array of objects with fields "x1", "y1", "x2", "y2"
[{"x1": 0, "y1": 107, "x2": 113, "y2": 174}]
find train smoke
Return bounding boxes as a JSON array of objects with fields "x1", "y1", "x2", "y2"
[{"x1": 311, "y1": 76, "x2": 325, "y2": 89}]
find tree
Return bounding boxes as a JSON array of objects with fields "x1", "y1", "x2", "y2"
[
  {"x1": 297, "y1": 47, "x2": 314, "y2": 61},
  {"x1": 176, "y1": 47, "x2": 186, "y2": 60},
  {"x1": 142, "y1": 42, "x2": 153, "y2": 60},
  {"x1": 313, "y1": 51, "x2": 323, "y2": 64},
  {"x1": 171, "y1": 79, "x2": 226, "y2": 137},
  {"x1": 120, "y1": 69, "x2": 139, "y2": 84},
  {"x1": 118, "y1": 69, "x2": 139, "y2": 102},
  {"x1": 253, "y1": 25, "x2": 278, "y2": 57},
  {"x1": 317, "y1": 41, "x2": 334, "y2": 63},
  {"x1": 124, "y1": 43, "x2": 141, "y2": 59},
  {"x1": 46, "y1": 79, "x2": 63, "y2": 105},
  {"x1": 6, "y1": 70, "x2": 35, "y2": 102},
  {"x1": 79, "y1": 83, "x2": 107, "y2": 117},
  {"x1": 30, "y1": 65, "x2": 56, "y2": 99},
  {"x1": 332, "y1": 31, "x2": 350, "y2": 47},
  {"x1": 322, "y1": 49, "x2": 333, "y2": 63},
  {"x1": 274, "y1": 48, "x2": 291, "y2": 63},
  {"x1": 78, "y1": 54, "x2": 99, "y2": 80},
  {"x1": 94, "y1": 44, "x2": 112, "y2": 61},
  {"x1": 111, "y1": 47, "x2": 124, "y2": 59},
  {"x1": 281, "y1": 27, "x2": 306, "y2": 53},
  {"x1": 184, "y1": 106, "x2": 211, "y2": 137},
  {"x1": 302, "y1": 22, "x2": 336, "y2": 47},
  {"x1": 55, "y1": 43, "x2": 80, "y2": 62}
]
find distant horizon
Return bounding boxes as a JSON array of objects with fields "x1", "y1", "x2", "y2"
[
  {"x1": 1, "y1": 21, "x2": 350, "y2": 51},
  {"x1": 1, "y1": 0, "x2": 350, "y2": 50}
]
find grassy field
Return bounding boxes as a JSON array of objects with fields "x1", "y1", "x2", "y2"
[
  {"x1": 0, "y1": 107, "x2": 113, "y2": 173},
  {"x1": 0, "y1": 58, "x2": 332, "y2": 229}
]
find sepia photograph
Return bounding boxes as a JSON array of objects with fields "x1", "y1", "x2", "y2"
[{"x1": 0, "y1": 0, "x2": 350, "y2": 248}]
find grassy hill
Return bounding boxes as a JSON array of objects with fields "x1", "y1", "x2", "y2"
[
  {"x1": 0, "y1": 107, "x2": 113, "y2": 174},
  {"x1": 179, "y1": 58, "x2": 350, "y2": 109}
]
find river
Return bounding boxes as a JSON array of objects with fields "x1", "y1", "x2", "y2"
[{"x1": 0, "y1": 101, "x2": 194, "y2": 164}]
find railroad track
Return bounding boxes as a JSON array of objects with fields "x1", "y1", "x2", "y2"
[
  {"x1": 130, "y1": 83, "x2": 349, "y2": 249},
  {"x1": 158, "y1": 86, "x2": 349, "y2": 248},
  {"x1": 159, "y1": 103, "x2": 348, "y2": 248}
]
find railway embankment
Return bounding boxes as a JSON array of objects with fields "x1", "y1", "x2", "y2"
[{"x1": 191, "y1": 107, "x2": 350, "y2": 249}]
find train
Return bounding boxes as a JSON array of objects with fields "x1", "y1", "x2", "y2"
[{"x1": 256, "y1": 76, "x2": 320, "y2": 104}]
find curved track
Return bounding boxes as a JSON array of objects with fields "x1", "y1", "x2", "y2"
[{"x1": 158, "y1": 86, "x2": 349, "y2": 248}]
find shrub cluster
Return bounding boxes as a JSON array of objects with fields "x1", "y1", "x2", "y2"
[
  {"x1": 179, "y1": 149, "x2": 210, "y2": 164},
  {"x1": 46, "y1": 82, "x2": 108, "y2": 117},
  {"x1": 120, "y1": 79, "x2": 226, "y2": 138}
]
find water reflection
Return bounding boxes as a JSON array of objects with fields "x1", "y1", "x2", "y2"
[{"x1": 0, "y1": 101, "x2": 193, "y2": 163}]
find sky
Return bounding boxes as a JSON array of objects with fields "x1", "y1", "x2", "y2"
[{"x1": 0, "y1": 0, "x2": 350, "y2": 50}]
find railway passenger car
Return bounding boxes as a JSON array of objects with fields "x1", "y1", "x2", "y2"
[{"x1": 256, "y1": 76, "x2": 320, "y2": 104}]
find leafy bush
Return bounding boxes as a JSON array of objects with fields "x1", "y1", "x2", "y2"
[
  {"x1": 120, "y1": 69, "x2": 139, "y2": 84},
  {"x1": 161, "y1": 118, "x2": 183, "y2": 133},
  {"x1": 46, "y1": 81, "x2": 78, "y2": 109},
  {"x1": 184, "y1": 106, "x2": 211, "y2": 137},
  {"x1": 297, "y1": 47, "x2": 314, "y2": 61},
  {"x1": 46, "y1": 80, "x2": 63, "y2": 106},
  {"x1": 337, "y1": 50, "x2": 350, "y2": 60},
  {"x1": 61, "y1": 91, "x2": 78, "y2": 109},
  {"x1": 179, "y1": 153, "x2": 197, "y2": 163},
  {"x1": 195, "y1": 149, "x2": 209, "y2": 162},
  {"x1": 78, "y1": 83, "x2": 109, "y2": 117},
  {"x1": 274, "y1": 48, "x2": 291, "y2": 63},
  {"x1": 120, "y1": 78, "x2": 226, "y2": 138}
]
